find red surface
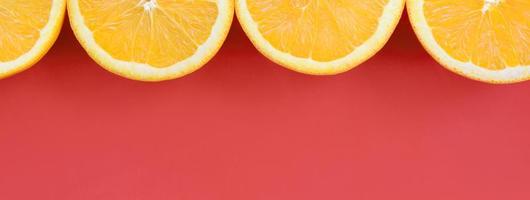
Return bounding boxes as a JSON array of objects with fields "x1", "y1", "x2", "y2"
[{"x1": 1, "y1": 16, "x2": 530, "y2": 200}]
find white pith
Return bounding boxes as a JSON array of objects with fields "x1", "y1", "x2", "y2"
[
  {"x1": 408, "y1": 0, "x2": 530, "y2": 83},
  {"x1": 68, "y1": 0, "x2": 234, "y2": 81},
  {"x1": 0, "y1": 0, "x2": 65, "y2": 78},
  {"x1": 237, "y1": 0, "x2": 406, "y2": 75}
]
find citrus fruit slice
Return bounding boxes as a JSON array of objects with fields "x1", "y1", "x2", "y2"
[
  {"x1": 67, "y1": 0, "x2": 234, "y2": 81},
  {"x1": 0, "y1": 0, "x2": 66, "y2": 79},
  {"x1": 236, "y1": 0, "x2": 406, "y2": 75},
  {"x1": 408, "y1": 0, "x2": 530, "y2": 83}
]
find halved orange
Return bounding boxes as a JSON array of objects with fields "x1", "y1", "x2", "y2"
[
  {"x1": 68, "y1": 0, "x2": 234, "y2": 81},
  {"x1": 408, "y1": 0, "x2": 530, "y2": 83},
  {"x1": 236, "y1": 0, "x2": 406, "y2": 75},
  {"x1": 0, "y1": 0, "x2": 66, "y2": 79}
]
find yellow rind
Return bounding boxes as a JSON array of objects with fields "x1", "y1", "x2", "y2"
[
  {"x1": 67, "y1": 0, "x2": 234, "y2": 82},
  {"x1": 236, "y1": 0, "x2": 406, "y2": 75}
]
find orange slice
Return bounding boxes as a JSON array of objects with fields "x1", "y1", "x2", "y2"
[
  {"x1": 236, "y1": 0, "x2": 406, "y2": 75},
  {"x1": 0, "y1": 0, "x2": 66, "y2": 79},
  {"x1": 408, "y1": 0, "x2": 530, "y2": 83},
  {"x1": 68, "y1": 0, "x2": 234, "y2": 81}
]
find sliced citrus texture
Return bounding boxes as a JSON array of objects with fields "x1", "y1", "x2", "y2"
[
  {"x1": 236, "y1": 0, "x2": 406, "y2": 75},
  {"x1": 408, "y1": 0, "x2": 530, "y2": 83},
  {"x1": 68, "y1": 0, "x2": 234, "y2": 81},
  {"x1": 0, "y1": 0, "x2": 66, "y2": 79}
]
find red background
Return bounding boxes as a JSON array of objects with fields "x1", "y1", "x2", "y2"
[{"x1": 1, "y1": 15, "x2": 530, "y2": 200}]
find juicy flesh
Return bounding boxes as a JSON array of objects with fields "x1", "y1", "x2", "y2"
[
  {"x1": 247, "y1": 0, "x2": 389, "y2": 62},
  {"x1": 79, "y1": 0, "x2": 218, "y2": 68},
  {"x1": 424, "y1": 0, "x2": 530, "y2": 70},
  {"x1": 0, "y1": 1, "x2": 52, "y2": 62}
]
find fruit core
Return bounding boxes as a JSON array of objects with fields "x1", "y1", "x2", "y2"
[
  {"x1": 142, "y1": 0, "x2": 157, "y2": 11},
  {"x1": 482, "y1": 0, "x2": 501, "y2": 13}
]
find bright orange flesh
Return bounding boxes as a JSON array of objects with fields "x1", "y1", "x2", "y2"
[
  {"x1": 424, "y1": 0, "x2": 530, "y2": 70},
  {"x1": 78, "y1": 0, "x2": 218, "y2": 68},
  {"x1": 246, "y1": 0, "x2": 389, "y2": 62},
  {"x1": 0, "y1": 1, "x2": 52, "y2": 62}
]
